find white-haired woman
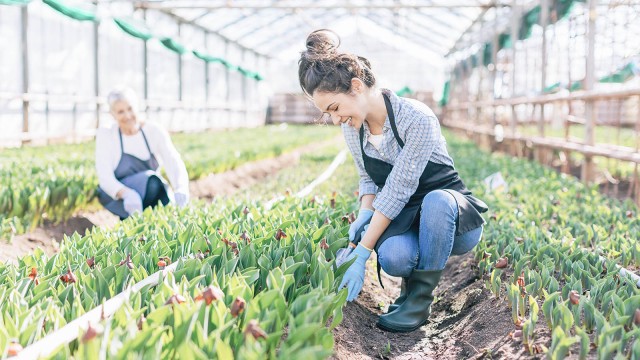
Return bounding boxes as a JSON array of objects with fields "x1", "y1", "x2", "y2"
[{"x1": 96, "y1": 88, "x2": 190, "y2": 219}]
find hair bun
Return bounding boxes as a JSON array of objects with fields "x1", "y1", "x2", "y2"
[{"x1": 305, "y1": 29, "x2": 340, "y2": 57}]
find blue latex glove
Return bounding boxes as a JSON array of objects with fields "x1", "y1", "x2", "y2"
[
  {"x1": 348, "y1": 209, "x2": 374, "y2": 243},
  {"x1": 338, "y1": 243, "x2": 372, "y2": 302},
  {"x1": 174, "y1": 192, "x2": 189, "y2": 207},
  {"x1": 336, "y1": 225, "x2": 369, "y2": 267}
]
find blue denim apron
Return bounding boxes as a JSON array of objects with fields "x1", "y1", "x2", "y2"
[
  {"x1": 354, "y1": 93, "x2": 488, "y2": 286},
  {"x1": 97, "y1": 127, "x2": 167, "y2": 218}
]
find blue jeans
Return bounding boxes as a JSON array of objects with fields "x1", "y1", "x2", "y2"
[{"x1": 377, "y1": 190, "x2": 484, "y2": 276}]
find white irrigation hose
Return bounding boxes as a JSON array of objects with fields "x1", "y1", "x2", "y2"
[
  {"x1": 264, "y1": 148, "x2": 348, "y2": 209},
  {"x1": 295, "y1": 149, "x2": 347, "y2": 198},
  {"x1": 594, "y1": 252, "x2": 640, "y2": 288},
  {"x1": 17, "y1": 148, "x2": 348, "y2": 359},
  {"x1": 16, "y1": 261, "x2": 180, "y2": 359}
]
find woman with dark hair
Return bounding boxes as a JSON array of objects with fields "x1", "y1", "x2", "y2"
[
  {"x1": 298, "y1": 29, "x2": 488, "y2": 332},
  {"x1": 95, "y1": 87, "x2": 189, "y2": 220}
]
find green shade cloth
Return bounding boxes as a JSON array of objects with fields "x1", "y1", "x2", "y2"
[
  {"x1": 396, "y1": 86, "x2": 413, "y2": 97},
  {"x1": 553, "y1": 0, "x2": 585, "y2": 22},
  {"x1": 543, "y1": 81, "x2": 562, "y2": 93},
  {"x1": 236, "y1": 66, "x2": 264, "y2": 81},
  {"x1": 599, "y1": 62, "x2": 638, "y2": 83},
  {"x1": 470, "y1": 53, "x2": 479, "y2": 68},
  {"x1": 483, "y1": 43, "x2": 492, "y2": 66},
  {"x1": 439, "y1": 81, "x2": 450, "y2": 107},
  {"x1": 193, "y1": 50, "x2": 264, "y2": 81},
  {"x1": 519, "y1": 6, "x2": 541, "y2": 40},
  {"x1": 0, "y1": 0, "x2": 31, "y2": 5},
  {"x1": 192, "y1": 50, "x2": 224, "y2": 63},
  {"x1": 498, "y1": 33, "x2": 511, "y2": 50},
  {"x1": 221, "y1": 60, "x2": 238, "y2": 71},
  {"x1": 160, "y1": 37, "x2": 186, "y2": 54},
  {"x1": 42, "y1": 0, "x2": 96, "y2": 22},
  {"x1": 569, "y1": 80, "x2": 583, "y2": 91},
  {"x1": 113, "y1": 17, "x2": 153, "y2": 41},
  {"x1": 236, "y1": 66, "x2": 251, "y2": 76}
]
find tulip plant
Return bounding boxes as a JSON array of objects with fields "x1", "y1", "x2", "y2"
[
  {"x1": 444, "y1": 131, "x2": 640, "y2": 358},
  {"x1": 0, "y1": 185, "x2": 360, "y2": 358},
  {"x1": 0, "y1": 125, "x2": 339, "y2": 239}
]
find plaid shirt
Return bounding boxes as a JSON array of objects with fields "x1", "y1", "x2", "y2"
[{"x1": 342, "y1": 89, "x2": 454, "y2": 221}]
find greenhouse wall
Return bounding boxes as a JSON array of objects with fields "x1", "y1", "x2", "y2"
[{"x1": 0, "y1": 1, "x2": 269, "y2": 147}]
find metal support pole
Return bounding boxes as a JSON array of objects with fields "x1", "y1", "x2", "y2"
[
  {"x1": 225, "y1": 40, "x2": 231, "y2": 126},
  {"x1": 241, "y1": 48, "x2": 247, "y2": 125},
  {"x1": 537, "y1": 0, "x2": 549, "y2": 164},
  {"x1": 204, "y1": 31, "x2": 211, "y2": 128},
  {"x1": 509, "y1": 1, "x2": 520, "y2": 155},
  {"x1": 21, "y1": 5, "x2": 29, "y2": 145},
  {"x1": 490, "y1": 20, "x2": 498, "y2": 134},
  {"x1": 582, "y1": 0, "x2": 597, "y2": 183},
  {"x1": 93, "y1": 2, "x2": 100, "y2": 130},
  {"x1": 177, "y1": 22, "x2": 183, "y2": 102},
  {"x1": 143, "y1": 9, "x2": 149, "y2": 116},
  {"x1": 539, "y1": 0, "x2": 548, "y2": 137}
]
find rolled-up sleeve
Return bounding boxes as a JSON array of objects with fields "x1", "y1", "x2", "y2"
[
  {"x1": 373, "y1": 114, "x2": 440, "y2": 220},
  {"x1": 342, "y1": 124, "x2": 378, "y2": 201},
  {"x1": 151, "y1": 125, "x2": 190, "y2": 195},
  {"x1": 95, "y1": 128, "x2": 125, "y2": 199}
]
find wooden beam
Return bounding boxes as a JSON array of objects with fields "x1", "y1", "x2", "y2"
[
  {"x1": 443, "y1": 120, "x2": 640, "y2": 164},
  {"x1": 444, "y1": 87, "x2": 640, "y2": 110}
]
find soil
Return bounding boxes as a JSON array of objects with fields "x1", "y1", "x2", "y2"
[
  {"x1": 331, "y1": 253, "x2": 552, "y2": 360},
  {"x1": 189, "y1": 138, "x2": 338, "y2": 200}
]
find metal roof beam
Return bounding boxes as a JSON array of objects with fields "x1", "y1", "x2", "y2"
[
  {"x1": 157, "y1": 9, "x2": 270, "y2": 58},
  {"x1": 137, "y1": 1, "x2": 498, "y2": 10},
  {"x1": 364, "y1": 12, "x2": 450, "y2": 55},
  {"x1": 233, "y1": 12, "x2": 295, "y2": 42},
  {"x1": 213, "y1": 10, "x2": 260, "y2": 32},
  {"x1": 242, "y1": 8, "x2": 339, "y2": 50},
  {"x1": 256, "y1": 12, "x2": 352, "y2": 54},
  {"x1": 374, "y1": 8, "x2": 456, "y2": 49},
  {"x1": 446, "y1": 7, "x2": 491, "y2": 56}
]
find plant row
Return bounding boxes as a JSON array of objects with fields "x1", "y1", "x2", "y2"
[
  {"x1": 0, "y1": 125, "x2": 339, "y2": 239},
  {"x1": 441, "y1": 129, "x2": 640, "y2": 358},
  {"x1": 0, "y1": 150, "x2": 360, "y2": 358}
]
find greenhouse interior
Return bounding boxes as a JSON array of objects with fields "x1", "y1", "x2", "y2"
[{"x1": 1, "y1": 0, "x2": 640, "y2": 359}]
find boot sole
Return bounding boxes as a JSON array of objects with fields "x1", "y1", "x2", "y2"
[{"x1": 376, "y1": 317, "x2": 429, "y2": 333}]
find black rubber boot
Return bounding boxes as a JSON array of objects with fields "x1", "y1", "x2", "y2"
[
  {"x1": 377, "y1": 269, "x2": 443, "y2": 332},
  {"x1": 387, "y1": 278, "x2": 408, "y2": 313}
]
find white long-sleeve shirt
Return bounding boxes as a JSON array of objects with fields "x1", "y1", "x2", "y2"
[{"x1": 95, "y1": 122, "x2": 189, "y2": 199}]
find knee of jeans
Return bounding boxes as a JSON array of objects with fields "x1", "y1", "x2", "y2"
[
  {"x1": 450, "y1": 227, "x2": 483, "y2": 255},
  {"x1": 145, "y1": 176, "x2": 164, "y2": 198},
  {"x1": 378, "y1": 244, "x2": 417, "y2": 277},
  {"x1": 421, "y1": 190, "x2": 457, "y2": 223}
]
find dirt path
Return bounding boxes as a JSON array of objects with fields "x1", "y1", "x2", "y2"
[
  {"x1": 0, "y1": 137, "x2": 341, "y2": 264},
  {"x1": 332, "y1": 253, "x2": 550, "y2": 359},
  {"x1": 189, "y1": 137, "x2": 340, "y2": 200}
]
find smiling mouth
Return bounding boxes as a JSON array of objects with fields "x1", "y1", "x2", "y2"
[{"x1": 341, "y1": 117, "x2": 353, "y2": 126}]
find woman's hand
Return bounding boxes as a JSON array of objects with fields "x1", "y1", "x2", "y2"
[
  {"x1": 174, "y1": 192, "x2": 189, "y2": 207},
  {"x1": 122, "y1": 189, "x2": 143, "y2": 215},
  {"x1": 348, "y1": 209, "x2": 374, "y2": 242},
  {"x1": 338, "y1": 244, "x2": 372, "y2": 302}
]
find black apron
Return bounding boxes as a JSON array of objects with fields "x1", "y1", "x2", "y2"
[
  {"x1": 354, "y1": 93, "x2": 488, "y2": 286},
  {"x1": 97, "y1": 127, "x2": 165, "y2": 218}
]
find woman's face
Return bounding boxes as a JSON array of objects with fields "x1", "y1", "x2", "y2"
[
  {"x1": 312, "y1": 90, "x2": 368, "y2": 129},
  {"x1": 110, "y1": 99, "x2": 138, "y2": 130}
]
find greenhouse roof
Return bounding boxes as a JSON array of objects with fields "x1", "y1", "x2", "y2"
[{"x1": 132, "y1": 0, "x2": 509, "y2": 61}]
